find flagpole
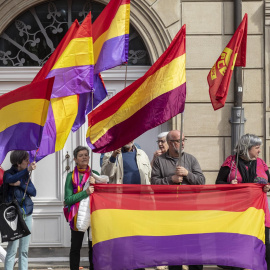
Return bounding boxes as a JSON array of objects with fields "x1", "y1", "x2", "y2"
[
  {"x1": 124, "y1": 62, "x2": 128, "y2": 88},
  {"x1": 178, "y1": 112, "x2": 184, "y2": 166},
  {"x1": 90, "y1": 90, "x2": 94, "y2": 176},
  {"x1": 22, "y1": 149, "x2": 38, "y2": 203},
  {"x1": 234, "y1": 71, "x2": 245, "y2": 180},
  {"x1": 234, "y1": 105, "x2": 243, "y2": 180}
]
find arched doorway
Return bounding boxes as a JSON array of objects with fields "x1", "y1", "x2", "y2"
[{"x1": 0, "y1": 0, "x2": 171, "y2": 248}]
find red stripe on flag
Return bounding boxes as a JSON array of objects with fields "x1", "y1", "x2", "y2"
[
  {"x1": 88, "y1": 26, "x2": 186, "y2": 126},
  {"x1": 91, "y1": 184, "x2": 265, "y2": 213},
  {"x1": 0, "y1": 78, "x2": 54, "y2": 109},
  {"x1": 93, "y1": 0, "x2": 130, "y2": 42},
  {"x1": 32, "y1": 20, "x2": 80, "y2": 83}
]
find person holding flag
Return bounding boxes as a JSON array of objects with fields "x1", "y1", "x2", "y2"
[
  {"x1": 151, "y1": 130, "x2": 205, "y2": 270},
  {"x1": 3, "y1": 151, "x2": 37, "y2": 270},
  {"x1": 216, "y1": 133, "x2": 270, "y2": 270},
  {"x1": 64, "y1": 146, "x2": 95, "y2": 270}
]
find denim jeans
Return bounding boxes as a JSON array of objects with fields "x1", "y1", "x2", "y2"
[{"x1": 4, "y1": 214, "x2": 32, "y2": 270}]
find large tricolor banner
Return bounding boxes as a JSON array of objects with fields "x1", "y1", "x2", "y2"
[
  {"x1": 0, "y1": 78, "x2": 54, "y2": 164},
  {"x1": 91, "y1": 184, "x2": 268, "y2": 270},
  {"x1": 86, "y1": 25, "x2": 186, "y2": 153},
  {"x1": 208, "y1": 13, "x2": 247, "y2": 110}
]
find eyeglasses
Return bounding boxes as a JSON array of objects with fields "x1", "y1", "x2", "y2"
[
  {"x1": 156, "y1": 140, "x2": 166, "y2": 144},
  {"x1": 169, "y1": 138, "x2": 187, "y2": 143}
]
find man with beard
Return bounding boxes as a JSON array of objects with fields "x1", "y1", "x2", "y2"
[
  {"x1": 151, "y1": 130, "x2": 205, "y2": 186},
  {"x1": 151, "y1": 130, "x2": 205, "y2": 270},
  {"x1": 101, "y1": 141, "x2": 151, "y2": 185}
]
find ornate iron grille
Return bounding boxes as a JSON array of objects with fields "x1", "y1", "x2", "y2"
[{"x1": 0, "y1": 0, "x2": 150, "y2": 67}]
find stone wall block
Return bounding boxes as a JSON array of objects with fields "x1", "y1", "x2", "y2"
[
  {"x1": 184, "y1": 137, "x2": 225, "y2": 171},
  {"x1": 186, "y1": 36, "x2": 230, "y2": 69},
  {"x1": 265, "y1": 140, "x2": 270, "y2": 167},
  {"x1": 182, "y1": 2, "x2": 222, "y2": 34},
  {"x1": 152, "y1": 0, "x2": 180, "y2": 28},
  {"x1": 186, "y1": 69, "x2": 234, "y2": 103},
  {"x1": 183, "y1": 103, "x2": 231, "y2": 136},
  {"x1": 224, "y1": 1, "x2": 263, "y2": 35},
  {"x1": 243, "y1": 69, "x2": 263, "y2": 102},
  {"x1": 244, "y1": 103, "x2": 264, "y2": 136},
  {"x1": 266, "y1": 112, "x2": 270, "y2": 140},
  {"x1": 246, "y1": 36, "x2": 263, "y2": 68},
  {"x1": 204, "y1": 172, "x2": 219, "y2": 185}
]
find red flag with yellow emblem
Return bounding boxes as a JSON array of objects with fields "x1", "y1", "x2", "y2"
[{"x1": 208, "y1": 14, "x2": 247, "y2": 110}]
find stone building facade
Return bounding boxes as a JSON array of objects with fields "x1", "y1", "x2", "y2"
[{"x1": 0, "y1": 0, "x2": 268, "y2": 246}]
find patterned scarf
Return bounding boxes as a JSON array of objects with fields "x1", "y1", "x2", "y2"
[{"x1": 64, "y1": 165, "x2": 90, "y2": 230}]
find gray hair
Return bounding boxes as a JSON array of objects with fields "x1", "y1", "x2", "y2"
[
  {"x1": 73, "y1": 146, "x2": 89, "y2": 159},
  {"x1": 234, "y1": 133, "x2": 262, "y2": 160},
  {"x1": 158, "y1": 132, "x2": 169, "y2": 139}
]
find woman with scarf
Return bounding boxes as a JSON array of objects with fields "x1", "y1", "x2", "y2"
[
  {"x1": 64, "y1": 146, "x2": 95, "y2": 270},
  {"x1": 216, "y1": 133, "x2": 270, "y2": 270}
]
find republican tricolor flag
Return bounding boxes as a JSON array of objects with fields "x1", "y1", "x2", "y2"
[
  {"x1": 72, "y1": 0, "x2": 130, "y2": 131},
  {"x1": 30, "y1": 13, "x2": 101, "y2": 162},
  {"x1": 208, "y1": 13, "x2": 247, "y2": 110},
  {"x1": 86, "y1": 25, "x2": 186, "y2": 153},
  {"x1": 91, "y1": 184, "x2": 268, "y2": 270},
  {"x1": 0, "y1": 78, "x2": 54, "y2": 164},
  {"x1": 93, "y1": 0, "x2": 130, "y2": 74}
]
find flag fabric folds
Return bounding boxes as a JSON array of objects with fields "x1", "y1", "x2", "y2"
[
  {"x1": 29, "y1": 20, "x2": 80, "y2": 162},
  {"x1": 208, "y1": 13, "x2": 247, "y2": 110},
  {"x1": 0, "y1": 78, "x2": 54, "y2": 164},
  {"x1": 73, "y1": 0, "x2": 131, "y2": 130},
  {"x1": 30, "y1": 13, "x2": 103, "y2": 161},
  {"x1": 86, "y1": 25, "x2": 186, "y2": 153},
  {"x1": 91, "y1": 184, "x2": 268, "y2": 270},
  {"x1": 93, "y1": 0, "x2": 130, "y2": 74},
  {"x1": 46, "y1": 13, "x2": 94, "y2": 98}
]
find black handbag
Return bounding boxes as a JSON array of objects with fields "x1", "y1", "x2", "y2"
[{"x1": 0, "y1": 199, "x2": 31, "y2": 242}]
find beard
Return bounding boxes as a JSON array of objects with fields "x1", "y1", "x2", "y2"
[
  {"x1": 123, "y1": 142, "x2": 134, "y2": 149},
  {"x1": 173, "y1": 143, "x2": 184, "y2": 154}
]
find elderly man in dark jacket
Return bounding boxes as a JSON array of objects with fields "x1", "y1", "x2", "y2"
[{"x1": 151, "y1": 130, "x2": 205, "y2": 270}]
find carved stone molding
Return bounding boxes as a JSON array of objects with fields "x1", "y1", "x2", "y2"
[{"x1": 266, "y1": 1, "x2": 270, "y2": 26}]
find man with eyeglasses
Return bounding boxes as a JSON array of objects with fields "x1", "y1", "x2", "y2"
[{"x1": 151, "y1": 130, "x2": 205, "y2": 270}]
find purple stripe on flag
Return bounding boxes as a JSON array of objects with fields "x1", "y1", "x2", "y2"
[
  {"x1": 89, "y1": 83, "x2": 186, "y2": 152},
  {"x1": 0, "y1": 122, "x2": 44, "y2": 164},
  {"x1": 72, "y1": 74, "x2": 107, "y2": 132},
  {"x1": 94, "y1": 34, "x2": 129, "y2": 74},
  {"x1": 29, "y1": 105, "x2": 57, "y2": 162},
  {"x1": 47, "y1": 65, "x2": 94, "y2": 98},
  {"x1": 93, "y1": 233, "x2": 266, "y2": 270}
]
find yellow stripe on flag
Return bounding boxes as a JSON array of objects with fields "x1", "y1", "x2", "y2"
[
  {"x1": 51, "y1": 96, "x2": 78, "y2": 151},
  {"x1": 51, "y1": 37, "x2": 94, "y2": 70},
  {"x1": 88, "y1": 54, "x2": 186, "y2": 143},
  {"x1": 93, "y1": 4, "x2": 130, "y2": 64},
  {"x1": 91, "y1": 207, "x2": 265, "y2": 245},
  {"x1": 0, "y1": 99, "x2": 49, "y2": 132}
]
